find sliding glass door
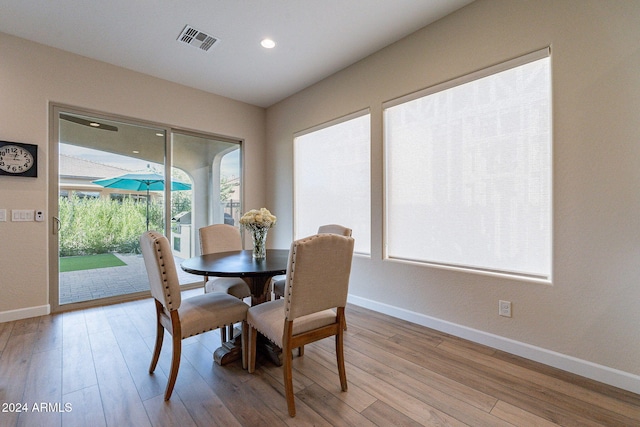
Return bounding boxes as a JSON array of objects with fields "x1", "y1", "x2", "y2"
[
  {"x1": 171, "y1": 130, "x2": 241, "y2": 258},
  {"x1": 49, "y1": 106, "x2": 242, "y2": 312}
]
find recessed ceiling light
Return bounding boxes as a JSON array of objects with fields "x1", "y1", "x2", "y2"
[
  {"x1": 261, "y1": 38, "x2": 276, "y2": 49},
  {"x1": 89, "y1": 122, "x2": 101, "y2": 127},
  {"x1": 155, "y1": 133, "x2": 164, "y2": 137},
  {"x1": 132, "y1": 150, "x2": 140, "y2": 154}
]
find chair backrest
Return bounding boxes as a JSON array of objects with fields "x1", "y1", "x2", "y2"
[
  {"x1": 284, "y1": 234, "x2": 355, "y2": 321},
  {"x1": 140, "y1": 231, "x2": 182, "y2": 311},
  {"x1": 199, "y1": 224, "x2": 242, "y2": 255},
  {"x1": 317, "y1": 224, "x2": 352, "y2": 237}
]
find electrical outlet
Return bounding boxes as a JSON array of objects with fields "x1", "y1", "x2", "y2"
[{"x1": 499, "y1": 300, "x2": 512, "y2": 317}]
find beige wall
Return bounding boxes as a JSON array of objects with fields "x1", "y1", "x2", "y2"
[
  {"x1": 0, "y1": 33, "x2": 265, "y2": 316},
  {"x1": 265, "y1": 0, "x2": 640, "y2": 392},
  {"x1": 2, "y1": 0, "x2": 639, "y2": 394}
]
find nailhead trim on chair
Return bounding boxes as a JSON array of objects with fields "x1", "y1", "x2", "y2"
[
  {"x1": 148, "y1": 230, "x2": 246, "y2": 338},
  {"x1": 183, "y1": 322, "x2": 239, "y2": 338},
  {"x1": 285, "y1": 235, "x2": 324, "y2": 318},
  {"x1": 284, "y1": 245, "x2": 296, "y2": 317},
  {"x1": 152, "y1": 232, "x2": 175, "y2": 310},
  {"x1": 247, "y1": 322, "x2": 277, "y2": 345}
]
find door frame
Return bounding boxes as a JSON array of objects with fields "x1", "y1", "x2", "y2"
[
  {"x1": 49, "y1": 103, "x2": 244, "y2": 313},
  {"x1": 49, "y1": 104, "x2": 174, "y2": 312}
]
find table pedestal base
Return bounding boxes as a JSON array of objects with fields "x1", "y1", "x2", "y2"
[
  {"x1": 242, "y1": 276, "x2": 273, "y2": 306},
  {"x1": 213, "y1": 327, "x2": 283, "y2": 367},
  {"x1": 261, "y1": 337, "x2": 283, "y2": 366},
  {"x1": 213, "y1": 333, "x2": 243, "y2": 365},
  {"x1": 213, "y1": 272, "x2": 283, "y2": 366}
]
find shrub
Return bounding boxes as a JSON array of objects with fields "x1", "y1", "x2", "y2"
[{"x1": 58, "y1": 195, "x2": 164, "y2": 256}]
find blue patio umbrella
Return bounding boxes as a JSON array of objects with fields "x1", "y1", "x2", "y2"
[{"x1": 92, "y1": 170, "x2": 191, "y2": 230}]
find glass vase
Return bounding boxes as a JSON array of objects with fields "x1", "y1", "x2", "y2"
[{"x1": 251, "y1": 227, "x2": 268, "y2": 259}]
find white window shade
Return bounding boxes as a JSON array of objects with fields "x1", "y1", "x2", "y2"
[
  {"x1": 294, "y1": 112, "x2": 371, "y2": 255},
  {"x1": 384, "y1": 51, "x2": 551, "y2": 280}
]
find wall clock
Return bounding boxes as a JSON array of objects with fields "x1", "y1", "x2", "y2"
[{"x1": 0, "y1": 141, "x2": 38, "y2": 177}]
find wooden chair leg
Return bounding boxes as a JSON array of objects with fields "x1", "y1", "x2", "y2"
[
  {"x1": 247, "y1": 325, "x2": 258, "y2": 373},
  {"x1": 149, "y1": 325, "x2": 164, "y2": 373},
  {"x1": 241, "y1": 321, "x2": 248, "y2": 370},
  {"x1": 283, "y1": 347, "x2": 295, "y2": 416},
  {"x1": 165, "y1": 333, "x2": 181, "y2": 400},
  {"x1": 283, "y1": 322, "x2": 296, "y2": 417},
  {"x1": 298, "y1": 346, "x2": 304, "y2": 357},
  {"x1": 220, "y1": 326, "x2": 227, "y2": 344},
  {"x1": 336, "y1": 313, "x2": 348, "y2": 392},
  {"x1": 149, "y1": 300, "x2": 164, "y2": 373},
  {"x1": 164, "y1": 310, "x2": 183, "y2": 401}
]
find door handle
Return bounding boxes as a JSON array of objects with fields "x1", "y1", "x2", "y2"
[{"x1": 53, "y1": 216, "x2": 61, "y2": 235}]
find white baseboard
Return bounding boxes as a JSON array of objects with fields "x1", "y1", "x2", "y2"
[
  {"x1": 0, "y1": 304, "x2": 50, "y2": 323},
  {"x1": 347, "y1": 294, "x2": 640, "y2": 395}
]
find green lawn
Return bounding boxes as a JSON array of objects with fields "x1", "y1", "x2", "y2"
[{"x1": 59, "y1": 253, "x2": 127, "y2": 272}]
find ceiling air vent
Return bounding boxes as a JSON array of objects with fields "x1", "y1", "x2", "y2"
[{"x1": 177, "y1": 25, "x2": 218, "y2": 52}]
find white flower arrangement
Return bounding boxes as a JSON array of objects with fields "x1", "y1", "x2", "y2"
[
  {"x1": 240, "y1": 208, "x2": 276, "y2": 259},
  {"x1": 239, "y1": 208, "x2": 277, "y2": 231}
]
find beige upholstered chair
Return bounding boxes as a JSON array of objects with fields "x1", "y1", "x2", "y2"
[
  {"x1": 140, "y1": 231, "x2": 249, "y2": 400},
  {"x1": 272, "y1": 224, "x2": 352, "y2": 299},
  {"x1": 199, "y1": 224, "x2": 252, "y2": 342},
  {"x1": 247, "y1": 233, "x2": 355, "y2": 417}
]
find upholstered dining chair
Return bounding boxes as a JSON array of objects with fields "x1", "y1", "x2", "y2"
[
  {"x1": 272, "y1": 224, "x2": 352, "y2": 299},
  {"x1": 199, "y1": 224, "x2": 252, "y2": 342},
  {"x1": 247, "y1": 233, "x2": 355, "y2": 417},
  {"x1": 140, "y1": 231, "x2": 249, "y2": 400}
]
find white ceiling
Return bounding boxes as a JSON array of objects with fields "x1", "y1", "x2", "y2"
[{"x1": 0, "y1": 0, "x2": 473, "y2": 107}]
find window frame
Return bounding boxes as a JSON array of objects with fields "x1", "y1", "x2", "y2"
[
  {"x1": 293, "y1": 110, "x2": 371, "y2": 255},
  {"x1": 383, "y1": 47, "x2": 552, "y2": 283}
]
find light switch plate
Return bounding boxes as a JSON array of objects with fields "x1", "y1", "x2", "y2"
[
  {"x1": 0, "y1": 209, "x2": 6, "y2": 222},
  {"x1": 11, "y1": 209, "x2": 34, "y2": 221}
]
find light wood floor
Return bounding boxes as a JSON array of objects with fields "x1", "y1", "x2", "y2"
[{"x1": 1, "y1": 289, "x2": 639, "y2": 427}]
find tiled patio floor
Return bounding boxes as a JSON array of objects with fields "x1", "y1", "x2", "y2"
[{"x1": 59, "y1": 253, "x2": 203, "y2": 305}]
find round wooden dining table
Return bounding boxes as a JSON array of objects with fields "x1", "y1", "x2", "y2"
[
  {"x1": 181, "y1": 249, "x2": 289, "y2": 305},
  {"x1": 180, "y1": 249, "x2": 289, "y2": 365}
]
